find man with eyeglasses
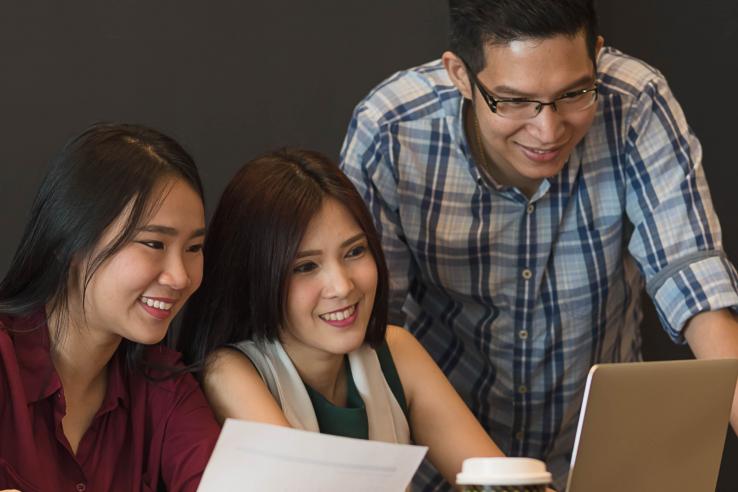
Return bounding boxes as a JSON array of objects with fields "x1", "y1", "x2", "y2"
[{"x1": 340, "y1": 1, "x2": 738, "y2": 490}]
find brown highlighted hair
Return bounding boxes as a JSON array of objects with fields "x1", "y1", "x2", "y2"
[{"x1": 179, "y1": 148, "x2": 389, "y2": 368}]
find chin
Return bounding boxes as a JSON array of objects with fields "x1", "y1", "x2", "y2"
[
  {"x1": 128, "y1": 330, "x2": 169, "y2": 346},
  {"x1": 522, "y1": 161, "x2": 567, "y2": 180},
  {"x1": 332, "y1": 335, "x2": 366, "y2": 355}
]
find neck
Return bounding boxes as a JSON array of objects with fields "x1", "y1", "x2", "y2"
[
  {"x1": 47, "y1": 305, "x2": 121, "y2": 393},
  {"x1": 464, "y1": 102, "x2": 539, "y2": 198},
  {"x1": 281, "y1": 340, "x2": 347, "y2": 406}
]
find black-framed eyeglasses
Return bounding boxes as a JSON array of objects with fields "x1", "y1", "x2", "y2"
[{"x1": 464, "y1": 63, "x2": 599, "y2": 120}]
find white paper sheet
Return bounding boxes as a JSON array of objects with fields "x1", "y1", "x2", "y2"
[{"x1": 197, "y1": 419, "x2": 428, "y2": 492}]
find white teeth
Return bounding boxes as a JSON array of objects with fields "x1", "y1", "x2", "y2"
[
  {"x1": 320, "y1": 304, "x2": 356, "y2": 321},
  {"x1": 524, "y1": 146, "x2": 555, "y2": 154},
  {"x1": 140, "y1": 296, "x2": 173, "y2": 311}
]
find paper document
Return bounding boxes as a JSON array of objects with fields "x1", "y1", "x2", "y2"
[{"x1": 197, "y1": 419, "x2": 428, "y2": 491}]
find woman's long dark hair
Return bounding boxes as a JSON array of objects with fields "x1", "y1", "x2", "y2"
[
  {"x1": 178, "y1": 148, "x2": 389, "y2": 371},
  {"x1": 0, "y1": 122, "x2": 204, "y2": 372}
]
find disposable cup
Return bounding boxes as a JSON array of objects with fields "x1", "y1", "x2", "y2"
[{"x1": 456, "y1": 457, "x2": 551, "y2": 492}]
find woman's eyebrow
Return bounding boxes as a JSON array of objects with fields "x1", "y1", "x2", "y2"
[
  {"x1": 340, "y1": 232, "x2": 366, "y2": 247},
  {"x1": 137, "y1": 224, "x2": 206, "y2": 238},
  {"x1": 294, "y1": 233, "x2": 367, "y2": 259}
]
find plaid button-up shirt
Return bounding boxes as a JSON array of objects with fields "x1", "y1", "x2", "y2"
[{"x1": 340, "y1": 47, "x2": 738, "y2": 491}]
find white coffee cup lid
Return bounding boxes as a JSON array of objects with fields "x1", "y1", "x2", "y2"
[{"x1": 456, "y1": 457, "x2": 552, "y2": 485}]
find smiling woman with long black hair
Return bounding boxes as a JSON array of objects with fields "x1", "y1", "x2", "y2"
[{"x1": 0, "y1": 123, "x2": 219, "y2": 491}]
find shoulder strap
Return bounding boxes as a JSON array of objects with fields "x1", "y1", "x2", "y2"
[
  {"x1": 228, "y1": 340, "x2": 320, "y2": 432},
  {"x1": 375, "y1": 341, "x2": 409, "y2": 417},
  {"x1": 348, "y1": 345, "x2": 411, "y2": 444}
]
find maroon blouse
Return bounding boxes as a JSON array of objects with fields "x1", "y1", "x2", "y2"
[{"x1": 0, "y1": 312, "x2": 220, "y2": 492}]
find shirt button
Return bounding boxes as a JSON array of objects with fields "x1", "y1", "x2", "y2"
[
  {"x1": 521, "y1": 268, "x2": 532, "y2": 280},
  {"x1": 515, "y1": 431, "x2": 525, "y2": 441},
  {"x1": 76, "y1": 483, "x2": 87, "y2": 492},
  {"x1": 518, "y1": 329, "x2": 529, "y2": 340},
  {"x1": 526, "y1": 203, "x2": 535, "y2": 214},
  {"x1": 518, "y1": 385, "x2": 528, "y2": 394}
]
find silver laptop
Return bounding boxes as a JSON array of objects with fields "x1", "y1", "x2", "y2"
[{"x1": 566, "y1": 358, "x2": 738, "y2": 492}]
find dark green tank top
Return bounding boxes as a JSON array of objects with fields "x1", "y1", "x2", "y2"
[{"x1": 303, "y1": 342, "x2": 408, "y2": 439}]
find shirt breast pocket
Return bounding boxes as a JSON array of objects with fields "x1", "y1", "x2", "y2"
[{"x1": 551, "y1": 212, "x2": 625, "y2": 323}]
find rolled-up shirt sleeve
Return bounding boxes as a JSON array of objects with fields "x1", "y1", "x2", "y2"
[{"x1": 623, "y1": 73, "x2": 738, "y2": 342}]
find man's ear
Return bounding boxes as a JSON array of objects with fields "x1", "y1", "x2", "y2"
[
  {"x1": 595, "y1": 35, "x2": 605, "y2": 59},
  {"x1": 442, "y1": 51, "x2": 474, "y2": 100}
]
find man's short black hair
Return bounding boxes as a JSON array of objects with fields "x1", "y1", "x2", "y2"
[{"x1": 449, "y1": 0, "x2": 599, "y2": 74}]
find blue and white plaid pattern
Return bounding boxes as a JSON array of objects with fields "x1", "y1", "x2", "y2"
[{"x1": 340, "y1": 47, "x2": 738, "y2": 491}]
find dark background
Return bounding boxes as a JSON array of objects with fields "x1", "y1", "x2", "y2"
[{"x1": 1, "y1": 1, "x2": 735, "y2": 489}]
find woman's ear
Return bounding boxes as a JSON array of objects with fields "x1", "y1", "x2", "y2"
[
  {"x1": 65, "y1": 251, "x2": 88, "y2": 298},
  {"x1": 442, "y1": 51, "x2": 474, "y2": 100}
]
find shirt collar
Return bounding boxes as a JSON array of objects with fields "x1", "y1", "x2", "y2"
[
  {"x1": 98, "y1": 347, "x2": 129, "y2": 413},
  {"x1": 455, "y1": 98, "x2": 509, "y2": 192},
  {"x1": 454, "y1": 97, "x2": 472, "y2": 157},
  {"x1": 11, "y1": 311, "x2": 129, "y2": 411},
  {"x1": 11, "y1": 311, "x2": 63, "y2": 404}
]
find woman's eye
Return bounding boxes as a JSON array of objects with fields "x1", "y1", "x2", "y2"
[
  {"x1": 187, "y1": 243, "x2": 204, "y2": 253},
  {"x1": 138, "y1": 240, "x2": 164, "y2": 250},
  {"x1": 293, "y1": 261, "x2": 318, "y2": 274},
  {"x1": 346, "y1": 245, "x2": 367, "y2": 258}
]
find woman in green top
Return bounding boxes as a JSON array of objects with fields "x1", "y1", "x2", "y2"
[{"x1": 178, "y1": 149, "x2": 504, "y2": 486}]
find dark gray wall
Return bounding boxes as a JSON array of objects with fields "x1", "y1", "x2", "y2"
[
  {"x1": 0, "y1": 0, "x2": 449, "y2": 270},
  {"x1": 1, "y1": 1, "x2": 736, "y2": 489}
]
